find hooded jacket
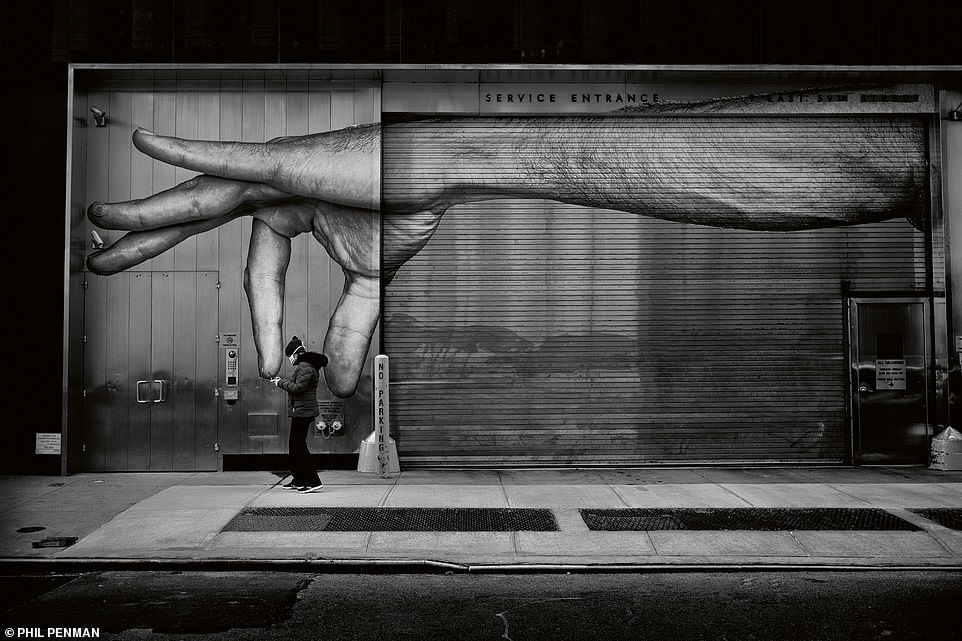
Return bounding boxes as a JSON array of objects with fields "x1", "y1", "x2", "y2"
[{"x1": 277, "y1": 351, "x2": 328, "y2": 417}]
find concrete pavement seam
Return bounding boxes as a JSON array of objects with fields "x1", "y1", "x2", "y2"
[
  {"x1": 362, "y1": 531, "x2": 375, "y2": 555},
  {"x1": 885, "y1": 507, "x2": 961, "y2": 557},
  {"x1": 378, "y1": 484, "x2": 397, "y2": 508},
  {"x1": 937, "y1": 482, "x2": 962, "y2": 496},
  {"x1": 824, "y1": 482, "x2": 900, "y2": 507},
  {"x1": 607, "y1": 484, "x2": 632, "y2": 508},
  {"x1": 711, "y1": 483, "x2": 757, "y2": 506},
  {"x1": 786, "y1": 530, "x2": 809, "y2": 558},
  {"x1": 498, "y1": 472, "x2": 511, "y2": 507}
]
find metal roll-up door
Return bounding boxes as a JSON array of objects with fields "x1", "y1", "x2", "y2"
[{"x1": 382, "y1": 115, "x2": 931, "y2": 466}]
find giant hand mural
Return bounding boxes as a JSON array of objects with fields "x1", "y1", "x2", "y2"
[{"x1": 86, "y1": 99, "x2": 927, "y2": 398}]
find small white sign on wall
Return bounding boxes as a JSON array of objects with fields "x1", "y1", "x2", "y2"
[
  {"x1": 876, "y1": 359, "x2": 907, "y2": 390},
  {"x1": 35, "y1": 432, "x2": 62, "y2": 455}
]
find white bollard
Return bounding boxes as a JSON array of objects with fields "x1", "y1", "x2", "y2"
[{"x1": 357, "y1": 355, "x2": 399, "y2": 476}]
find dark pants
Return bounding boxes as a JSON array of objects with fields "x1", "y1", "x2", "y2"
[{"x1": 289, "y1": 416, "x2": 322, "y2": 487}]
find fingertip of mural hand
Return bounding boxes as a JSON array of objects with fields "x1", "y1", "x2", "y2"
[
  {"x1": 257, "y1": 354, "x2": 281, "y2": 379},
  {"x1": 132, "y1": 127, "x2": 163, "y2": 154},
  {"x1": 325, "y1": 368, "x2": 359, "y2": 398},
  {"x1": 323, "y1": 329, "x2": 373, "y2": 398},
  {"x1": 87, "y1": 202, "x2": 106, "y2": 219},
  {"x1": 86, "y1": 252, "x2": 119, "y2": 276}
]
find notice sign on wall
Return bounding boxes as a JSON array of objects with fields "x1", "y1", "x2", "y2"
[
  {"x1": 876, "y1": 359, "x2": 907, "y2": 390},
  {"x1": 35, "y1": 432, "x2": 62, "y2": 455}
]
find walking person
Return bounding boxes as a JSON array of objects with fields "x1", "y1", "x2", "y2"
[{"x1": 271, "y1": 336, "x2": 327, "y2": 493}]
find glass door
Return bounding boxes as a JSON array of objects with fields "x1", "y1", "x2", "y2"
[{"x1": 849, "y1": 298, "x2": 931, "y2": 465}]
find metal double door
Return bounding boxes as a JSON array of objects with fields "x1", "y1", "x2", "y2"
[
  {"x1": 83, "y1": 271, "x2": 219, "y2": 471},
  {"x1": 849, "y1": 298, "x2": 933, "y2": 465}
]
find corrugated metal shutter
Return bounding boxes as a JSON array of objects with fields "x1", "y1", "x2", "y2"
[{"x1": 382, "y1": 115, "x2": 932, "y2": 466}]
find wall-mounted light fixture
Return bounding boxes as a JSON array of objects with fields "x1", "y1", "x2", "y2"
[
  {"x1": 90, "y1": 106, "x2": 108, "y2": 127},
  {"x1": 950, "y1": 102, "x2": 962, "y2": 122}
]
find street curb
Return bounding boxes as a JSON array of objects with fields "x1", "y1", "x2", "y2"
[{"x1": 2, "y1": 557, "x2": 961, "y2": 575}]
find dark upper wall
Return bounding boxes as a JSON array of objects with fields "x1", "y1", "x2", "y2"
[{"x1": 42, "y1": 0, "x2": 962, "y2": 65}]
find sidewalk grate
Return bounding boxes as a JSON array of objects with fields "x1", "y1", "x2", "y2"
[
  {"x1": 910, "y1": 508, "x2": 962, "y2": 530},
  {"x1": 223, "y1": 507, "x2": 559, "y2": 532},
  {"x1": 580, "y1": 508, "x2": 921, "y2": 531},
  {"x1": 31, "y1": 536, "x2": 79, "y2": 548}
]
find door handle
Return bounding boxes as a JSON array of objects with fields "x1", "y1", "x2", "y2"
[
  {"x1": 153, "y1": 379, "x2": 166, "y2": 403},
  {"x1": 859, "y1": 384, "x2": 874, "y2": 394},
  {"x1": 136, "y1": 380, "x2": 151, "y2": 403}
]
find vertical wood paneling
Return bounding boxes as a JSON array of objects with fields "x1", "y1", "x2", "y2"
[
  {"x1": 308, "y1": 71, "x2": 333, "y2": 132},
  {"x1": 82, "y1": 85, "x2": 110, "y2": 471},
  {"x1": 285, "y1": 71, "x2": 327, "y2": 376},
  {"x1": 277, "y1": 71, "x2": 310, "y2": 372},
  {"x1": 172, "y1": 271, "x2": 197, "y2": 470},
  {"x1": 126, "y1": 272, "x2": 151, "y2": 469},
  {"x1": 151, "y1": 71, "x2": 176, "y2": 271},
  {"x1": 85, "y1": 87, "x2": 109, "y2": 240},
  {"x1": 218, "y1": 71, "x2": 245, "y2": 458},
  {"x1": 129, "y1": 74, "x2": 155, "y2": 200},
  {"x1": 173, "y1": 73, "x2": 200, "y2": 271},
  {"x1": 149, "y1": 272, "x2": 174, "y2": 470},
  {"x1": 103, "y1": 273, "x2": 131, "y2": 471},
  {"x1": 82, "y1": 274, "x2": 108, "y2": 472},
  {"x1": 308, "y1": 72, "x2": 333, "y2": 373},
  {"x1": 241, "y1": 71, "x2": 268, "y2": 454},
  {"x1": 196, "y1": 71, "x2": 221, "y2": 271},
  {"x1": 68, "y1": 84, "x2": 89, "y2": 471},
  {"x1": 328, "y1": 78, "x2": 353, "y2": 363},
  {"x1": 195, "y1": 272, "x2": 219, "y2": 469},
  {"x1": 107, "y1": 72, "x2": 132, "y2": 207},
  {"x1": 128, "y1": 72, "x2": 155, "y2": 274}
]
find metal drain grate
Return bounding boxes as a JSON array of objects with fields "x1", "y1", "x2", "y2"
[
  {"x1": 31, "y1": 536, "x2": 79, "y2": 548},
  {"x1": 910, "y1": 508, "x2": 962, "y2": 530},
  {"x1": 580, "y1": 508, "x2": 921, "y2": 531},
  {"x1": 223, "y1": 507, "x2": 559, "y2": 532}
]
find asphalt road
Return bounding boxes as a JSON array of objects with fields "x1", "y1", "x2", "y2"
[{"x1": 1, "y1": 570, "x2": 960, "y2": 640}]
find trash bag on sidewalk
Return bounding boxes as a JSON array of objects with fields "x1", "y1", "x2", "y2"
[{"x1": 929, "y1": 426, "x2": 962, "y2": 470}]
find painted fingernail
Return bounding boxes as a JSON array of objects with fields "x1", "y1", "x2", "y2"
[
  {"x1": 89, "y1": 203, "x2": 106, "y2": 217},
  {"x1": 136, "y1": 127, "x2": 156, "y2": 136}
]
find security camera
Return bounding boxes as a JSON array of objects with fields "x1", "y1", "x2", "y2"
[{"x1": 89, "y1": 107, "x2": 108, "y2": 127}]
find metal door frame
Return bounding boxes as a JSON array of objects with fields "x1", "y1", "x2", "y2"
[
  {"x1": 80, "y1": 271, "x2": 220, "y2": 472},
  {"x1": 847, "y1": 296, "x2": 934, "y2": 465}
]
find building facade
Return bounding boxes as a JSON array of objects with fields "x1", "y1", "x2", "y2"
[{"x1": 62, "y1": 65, "x2": 962, "y2": 471}]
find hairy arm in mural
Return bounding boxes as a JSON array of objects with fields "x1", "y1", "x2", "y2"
[{"x1": 86, "y1": 114, "x2": 927, "y2": 397}]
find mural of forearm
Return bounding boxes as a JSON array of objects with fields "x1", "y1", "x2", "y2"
[
  {"x1": 85, "y1": 110, "x2": 928, "y2": 399},
  {"x1": 115, "y1": 116, "x2": 926, "y2": 231},
  {"x1": 382, "y1": 117, "x2": 927, "y2": 230}
]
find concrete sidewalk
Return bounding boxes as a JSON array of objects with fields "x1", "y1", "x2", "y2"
[{"x1": 1, "y1": 467, "x2": 961, "y2": 570}]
